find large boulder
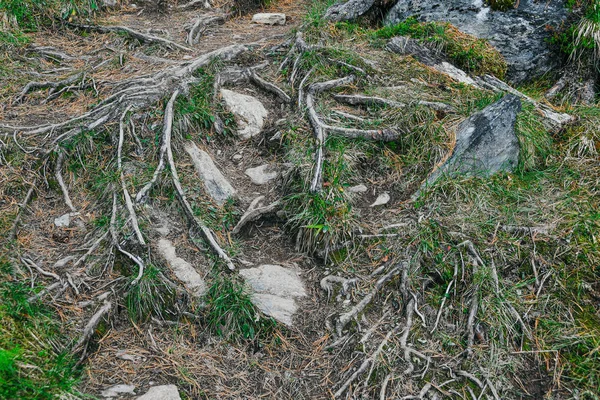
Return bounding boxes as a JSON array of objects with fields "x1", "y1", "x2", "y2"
[
  {"x1": 419, "y1": 94, "x2": 521, "y2": 192},
  {"x1": 385, "y1": 0, "x2": 568, "y2": 84}
]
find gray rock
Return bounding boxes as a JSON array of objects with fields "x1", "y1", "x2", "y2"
[
  {"x1": 239, "y1": 264, "x2": 306, "y2": 326},
  {"x1": 101, "y1": 384, "x2": 136, "y2": 398},
  {"x1": 54, "y1": 213, "x2": 71, "y2": 228},
  {"x1": 157, "y1": 239, "x2": 206, "y2": 297},
  {"x1": 252, "y1": 13, "x2": 286, "y2": 25},
  {"x1": 370, "y1": 193, "x2": 391, "y2": 207},
  {"x1": 221, "y1": 89, "x2": 268, "y2": 139},
  {"x1": 325, "y1": 0, "x2": 375, "y2": 22},
  {"x1": 420, "y1": 94, "x2": 521, "y2": 192},
  {"x1": 185, "y1": 143, "x2": 236, "y2": 205},
  {"x1": 136, "y1": 385, "x2": 181, "y2": 400},
  {"x1": 385, "y1": 0, "x2": 568, "y2": 84},
  {"x1": 244, "y1": 164, "x2": 279, "y2": 185},
  {"x1": 348, "y1": 184, "x2": 368, "y2": 193},
  {"x1": 101, "y1": 0, "x2": 118, "y2": 8}
]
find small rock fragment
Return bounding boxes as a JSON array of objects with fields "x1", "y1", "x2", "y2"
[
  {"x1": 220, "y1": 89, "x2": 268, "y2": 139},
  {"x1": 245, "y1": 164, "x2": 279, "y2": 185},
  {"x1": 348, "y1": 184, "x2": 368, "y2": 193},
  {"x1": 185, "y1": 143, "x2": 236, "y2": 205},
  {"x1": 101, "y1": 384, "x2": 136, "y2": 398},
  {"x1": 252, "y1": 13, "x2": 286, "y2": 26},
  {"x1": 136, "y1": 385, "x2": 181, "y2": 400},
  {"x1": 232, "y1": 153, "x2": 243, "y2": 162},
  {"x1": 54, "y1": 213, "x2": 71, "y2": 228},
  {"x1": 370, "y1": 193, "x2": 391, "y2": 207}
]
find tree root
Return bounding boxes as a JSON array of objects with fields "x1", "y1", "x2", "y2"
[
  {"x1": 232, "y1": 195, "x2": 281, "y2": 235},
  {"x1": 334, "y1": 93, "x2": 455, "y2": 113},
  {"x1": 335, "y1": 262, "x2": 404, "y2": 337},
  {"x1": 72, "y1": 300, "x2": 112, "y2": 362},
  {"x1": 13, "y1": 72, "x2": 86, "y2": 104},
  {"x1": 55, "y1": 151, "x2": 77, "y2": 212},
  {"x1": 8, "y1": 184, "x2": 35, "y2": 241},
  {"x1": 69, "y1": 23, "x2": 193, "y2": 52},
  {"x1": 186, "y1": 14, "x2": 227, "y2": 46}
]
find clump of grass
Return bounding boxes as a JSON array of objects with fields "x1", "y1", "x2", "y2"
[
  {"x1": 174, "y1": 67, "x2": 236, "y2": 142},
  {"x1": 487, "y1": 0, "x2": 516, "y2": 11},
  {"x1": 0, "y1": 261, "x2": 81, "y2": 399},
  {"x1": 372, "y1": 17, "x2": 507, "y2": 77},
  {"x1": 0, "y1": 0, "x2": 99, "y2": 32},
  {"x1": 205, "y1": 276, "x2": 276, "y2": 342},
  {"x1": 125, "y1": 265, "x2": 176, "y2": 323}
]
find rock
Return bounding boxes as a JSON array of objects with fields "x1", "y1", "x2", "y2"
[
  {"x1": 185, "y1": 143, "x2": 236, "y2": 205},
  {"x1": 324, "y1": 0, "x2": 375, "y2": 22},
  {"x1": 384, "y1": 0, "x2": 568, "y2": 84},
  {"x1": 387, "y1": 36, "x2": 479, "y2": 87},
  {"x1": 157, "y1": 239, "x2": 206, "y2": 297},
  {"x1": 348, "y1": 184, "x2": 368, "y2": 193},
  {"x1": 419, "y1": 94, "x2": 521, "y2": 193},
  {"x1": 220, "y1": 89, "x2": 269, "y2": 139},
  {"x1": 101, "y1": 0, "x2": 118, "y2": 8},
  {"x1": 252, "y1": 13, "x2": 286, "y2": 25},
  {"x1": 232, "y1": 153, "x2": 243, "y2": 162},
  {"x1": 244, "y1": 164, "x2": 279, "y2": 185},
  {"x1": 370, "y1": 193, "x2": 391, "y2": 207},
  {"x1": 101, "y1": 384, "x2": 136, "y2": 398},
  {"x1": 54, "y1": 213, "x2": 71, "y2": 228},
  {"x1": 136, "y1": 385, "x2": 181, "y2": 400},
  {"x1": 239, "y1": 264, "x2": 306, "y2": 326}
]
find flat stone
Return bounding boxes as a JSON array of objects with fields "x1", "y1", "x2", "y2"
[
  {"x1": 157, "y1": 239, "x2": 206, "y2": 297},
  {"x1": 252, "y1": 13, "x2": 286, "y2": 25},
  {"x1": 101, "y1": 384, "x2": 136, "y2": 398},
  {"x1": 370, "y1": 193, "x2": 391, "y2": 207},
  {"x1": 136, "y1": 385, "x2": 181, "y2": 400},
  {"x1": 239, "y1": 264, "x2": 306, "y2": 326},
  {"x1": 54, "y1": 213, "x2": 71, "y2": 228},
  {"x1": 348, "y1": 184, "x2": 368, "y2": 193},
  {"x1": 418, "y1": 94, "x2": 521, "y2": 193},
  {"x1": 220, "y1": 89, "x2": 268, "y2": 139},
  {"x1": 185, "y1": 143, "x2": 236, "y2": 205},
  {"x1": 245, "y1": 164, "x2": 279, "y2": 185}
]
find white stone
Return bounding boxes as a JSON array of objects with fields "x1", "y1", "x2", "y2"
[
  {"x1": 434, "y1": 62, "x2": 479, "y2": 87},
  {"x1": 252, "y1": 13, "x2": 286, "y2": 26},
  {"x1": 101, "y1": 0, "x2": 118, "y2": 8},
  {"x1": 220, "y1": 89, "x2": 268, "y2": 139},
  {"x1": 245, "y1": 164, "x2": 279, "y2": 185},
  {"x1": 101, "y1": 384, "x2": 136, "y2": 398},
  {"x1": 348, "y1": 184, "x2": 368, "y2": 193},
  {"x1": 157, "y1": 239, "x2": 206, "y2": 297},
  {"x1": 136, "y1": 385, "x2": 181, "y2": 400},
  {"x1": 370, "y1": 193, "x2": 391, "y2": 207},
  {"x1": 54, "y1": 213, "x2": 71, "y2": 228},
  {"x1": 239, "y1": 264, "x2": 306, "y2": 326},
  {"x1": 185, "y1": 143, "x2": 236, "y2": 205}
]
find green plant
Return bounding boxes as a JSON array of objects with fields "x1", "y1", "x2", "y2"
[
  {"x1": 125, "y1": 265, "x2": 176, "y2": 323},
  {"x1": 371, "y1": 18, "x2": 507, "y2": 77},
  {"x1": 0, "y1": 265, "x2": 81, "y2": 399},
  {"x1": 486, "y1": 0, "x2": 516, "y2": 11},
  {"x1": 205, "y1": 276, "x2": 276, "y2": 342}
]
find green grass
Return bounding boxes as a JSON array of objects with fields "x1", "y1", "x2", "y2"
[
  {"x1": 0, "y1": 261, "x2": 81, "y2": 399},
  {"x1": 370, "y1": 17, "x2": 507, "y2": 78},
  {"x1": 205, "y1": 276, "x2": 276, "y2": 342},
  {"x1": 125, "y1": 264, "x2": 177, "y2": 324}
]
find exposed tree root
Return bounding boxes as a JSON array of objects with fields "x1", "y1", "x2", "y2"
[
  {"x1": 14, "y1": 72, "x2": 86, "y2": 104},
  {"x1": 8, "y1": 183, "x2": 36, "y2": 241},
  {"x1": 186, "y1": 14, "x2": 227, "y2": 45},
  {"x1": 69, "y1": 23, "x2": 193, "y2": 52},
  {"x1": 72, "y1": 301, "x2": 112, "y2": 362},
  {"x1": 232, "y1": 196, "x2": 281, "y2": 235}
]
